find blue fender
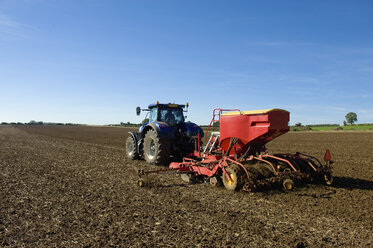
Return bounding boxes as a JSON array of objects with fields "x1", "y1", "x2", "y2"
[
  {"x1": 141, "y1": 122, "x2": 174, "y2": 139},
  {"x1": 182, "y1": 121, "x2": 204, "y2": 138},
  {"x1": 128, "y1": 131, "x2": 138, "y2": 144}
]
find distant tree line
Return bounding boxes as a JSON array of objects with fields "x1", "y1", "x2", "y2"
[
  {"x1": 303, "y1": 124, "x2": 340, "y2": 127},
  {"x1": 107, "y1": 121, "x2": 141, "y2": 127},
  {"x1": 0, "y1": 120, "x2": 143, "y2": 127},
  {"x1": 1, "y1": 112, "x2": 368, "y2": 129},
  {"x1": 0, "y1": 120, "x2": 82, "y2": 126}
]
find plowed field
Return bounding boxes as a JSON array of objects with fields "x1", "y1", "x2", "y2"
[{"x1": 1, "y1": 125, "x2": 372, "y2": 247}]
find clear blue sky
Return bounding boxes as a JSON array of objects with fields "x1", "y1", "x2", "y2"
[{"x1": 1, "y1": 0, "x2": 372, "y2": 125}]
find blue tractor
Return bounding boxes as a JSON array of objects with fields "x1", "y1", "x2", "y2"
[{"x1": 126, "y1": 102, "x2": 204, "y2": 164}]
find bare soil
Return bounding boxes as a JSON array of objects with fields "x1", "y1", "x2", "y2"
[{"x1": 1, "y1": 125, "x2": 372, "y2": 247}]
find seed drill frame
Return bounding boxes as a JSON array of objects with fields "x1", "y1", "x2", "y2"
[{"x1": 138, "y1": 108, "x2": 333, "y2": 191}]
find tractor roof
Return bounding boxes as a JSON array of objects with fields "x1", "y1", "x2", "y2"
[{"x1": 148, "y1": 103, "x2": 186, "y2": 109}]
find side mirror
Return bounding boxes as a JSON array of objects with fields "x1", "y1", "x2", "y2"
[{"x1": 136, "y1": 107, "x2": 141, "y2": 116}]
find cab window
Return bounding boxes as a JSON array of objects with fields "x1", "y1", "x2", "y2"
[
  {"x1": 149, "y1": 108, "x2": 158, "y2": 122},
  {"x1": 159, "y1": 108, "x2": 184, "y2": 124}
]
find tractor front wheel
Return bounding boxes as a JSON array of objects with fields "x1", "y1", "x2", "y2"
[
  {"x1": 222, "y1": 165, "x2": 244, "y2": 191},
  {"x1": 126, "y1": 135, "x2": 139, "y2": 160},
  {"x1": 143, "y1": 129, "x2": 171, "y2": 164}
]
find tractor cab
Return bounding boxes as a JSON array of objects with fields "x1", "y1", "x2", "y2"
[{"x1": 148, "y1": 103, "x2": 185, "y2": 126}]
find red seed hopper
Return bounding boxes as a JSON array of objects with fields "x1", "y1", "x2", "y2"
[{"x1": 219, "y1": 109, "x2": 290, "y2": 156}]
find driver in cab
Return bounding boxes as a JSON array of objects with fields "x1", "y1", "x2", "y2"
[{"x1": 165, "y1": 111, "x2": 176, "y2": 126}]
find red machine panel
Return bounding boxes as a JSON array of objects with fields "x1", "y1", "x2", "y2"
[{"x1": 219, "y1": 109, "x2": 289, "y2": 155}]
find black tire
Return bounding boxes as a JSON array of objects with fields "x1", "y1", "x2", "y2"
[
  {"x1": 143, "y1": 129, "x2": 171, "y2": 164},
  {"x1": 222, "y1": 165, "x2": 244, "y2": 191},
  {"x1": 126, "y1": 135, "x2": 139, "y2": 160}
]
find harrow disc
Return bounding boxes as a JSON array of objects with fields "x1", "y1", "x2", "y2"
[
  {"x1": 209, "y1": 176, "x2": 222, "y2": 187},
  {"x1": 180, "y1": 174, "x2": 197, "y2": 184},
  {"x1": 283, "y1": 179, "x2": 294, "y2": 191}
]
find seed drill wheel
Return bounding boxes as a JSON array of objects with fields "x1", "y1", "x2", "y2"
[
  {"x1": 222, "y1": 165, "x2": 244, "y2": 191},
  {"x1": 283, "y1": 179, "x2": 294, "y2": 191},
  {"x1": 143, "y1": 129, "x2": 171, "y2": 164},
  {"x1": 125, "y1": 135, "x2": 139, "y2": 160}
]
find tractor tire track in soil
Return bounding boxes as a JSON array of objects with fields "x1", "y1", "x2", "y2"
[{"x1": 1, "y1": 126, "x2": 372, "y2": 247}]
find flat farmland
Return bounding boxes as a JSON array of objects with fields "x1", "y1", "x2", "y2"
[{"x1": 1, "y1": 125, "x2": 372, "y2": 247}]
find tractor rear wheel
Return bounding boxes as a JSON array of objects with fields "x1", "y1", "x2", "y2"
[
  {"x1": 126, "y1": 135, "x2": 139, "y2": 160},
  {"x1": 222, "y1": 165, "x2": 244, "y2": 191},
  {"x1": 143, "y1": 129, "x2": 171, "y2": 164}
]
